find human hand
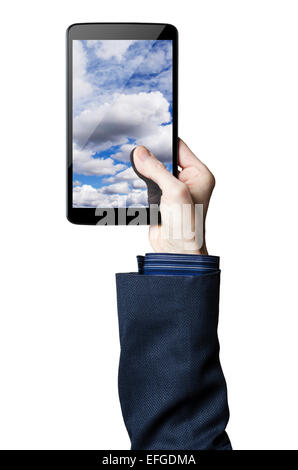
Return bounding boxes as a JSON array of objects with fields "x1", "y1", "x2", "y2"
[{"x1": 132, "y1": 139, "x2": 215, "y2": 254}]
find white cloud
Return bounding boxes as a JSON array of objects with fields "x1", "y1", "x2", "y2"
[
  {"x1": 104, "y1": 167, "x2": 147, "y2": 189},
  {"x1": 139, "y1": 124, "x2": 172, "y2": 163},
  {"x1": 109, "y1": 143, "x2": 136, "y2": 162},
  {"x1": 73, "y1": 184, "x2": 147, "y2": 208},
  {"x1": 73, "y1": 144, "x2": 126, "y2": 176},
  {"x1": 87, "y1": 40, "x2": 136, "y2": 61},
  {"x1": 101, "y1": 182, "x2": 130, "y2": 194},
  {"x1": 104, "y1": 167, "x2": 135, "y2": 182},
  {"x1": 138, "y1": 48, "x2": 169, "y2": 74},
  {"x1": 85, "y1": 40, "x2": 98, "y2": 48},
  {"x1": 126, "y1": 190, "x2": 148, "y2": 207},
  {"x1": 109, "y1": 124, "x2": 172, "y2": 163},
  {"x1": 73, "y1": 41, "x2": 93, "y2": 101},
  {"x1": 132, "y1": 179, "x2": 147, "y2": 189},
  {"x1": 151, "y1": 67, "x2": 172, "y2": 97},
  {"x1": 73, "y1": 91, "x2": 171, "y2": 151}
]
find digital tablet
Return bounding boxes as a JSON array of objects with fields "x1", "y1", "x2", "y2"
[{"x1": 67, "y1": 23, "x2": 178, "y2": 225}]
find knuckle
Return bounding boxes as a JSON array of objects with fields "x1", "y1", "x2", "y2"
[
  {"x1": 202, "y1": 168, "x2": 216, "y2": 188},
  {"x1": 206, "y1": 170, "x2": 216, "y2": 188},
  {"x1": 207, "y1": 171, "x2": 216, "y2": 188}
]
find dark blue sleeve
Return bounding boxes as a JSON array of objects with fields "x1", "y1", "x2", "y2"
[{"x1": 115, "y1": 270, "x2": 232, "y2": 450}]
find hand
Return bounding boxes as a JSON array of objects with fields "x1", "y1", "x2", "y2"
[{"x1": 132, "y1": 139, "x2": 215, "y2": 254}]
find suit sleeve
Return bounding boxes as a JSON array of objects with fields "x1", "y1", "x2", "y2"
[{"x1": 115, "y1": 271, "x2": 232, "y2": 450}]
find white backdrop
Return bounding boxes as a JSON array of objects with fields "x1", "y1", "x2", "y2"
[{"x1": 0, "y1": 0, "x2": 297, "y2": 450}]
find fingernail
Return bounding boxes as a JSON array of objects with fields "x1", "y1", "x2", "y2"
[{"x1": 136, "y1": 146, "x2": 150, "y2": 161}]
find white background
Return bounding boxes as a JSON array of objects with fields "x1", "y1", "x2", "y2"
[{"x1": 0, "y1": 0, "x2": 297, "y2": 450}]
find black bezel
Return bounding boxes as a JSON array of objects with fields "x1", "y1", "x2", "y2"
[{"x1": 67, "y1": 23, "x2": 178, "y2": 225}]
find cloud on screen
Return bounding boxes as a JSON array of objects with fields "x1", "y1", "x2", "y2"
[{"x1": 73, "y1": 39, "x2": 172, "y2": 208}]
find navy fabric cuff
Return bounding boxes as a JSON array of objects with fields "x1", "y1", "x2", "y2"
[{"x1": 137, "y1": 253, "x2": 219, "y2": 276}]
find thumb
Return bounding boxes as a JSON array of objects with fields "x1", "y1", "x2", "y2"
[{"x1": 132, "y1": 146, "x2": 178, "y2": 193}]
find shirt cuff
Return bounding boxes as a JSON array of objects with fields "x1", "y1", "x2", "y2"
[{"x1": 137, "y1": 253, "x2": 220, "y2": 276}]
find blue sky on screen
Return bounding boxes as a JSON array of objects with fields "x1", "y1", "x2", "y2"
[{"x1": 73, "y1": 39, "x2": 173, "y2": 208}]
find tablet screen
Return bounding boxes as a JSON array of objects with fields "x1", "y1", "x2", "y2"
[{"x1": 72, "y1": 40, "x2": 173, "y2": 209}]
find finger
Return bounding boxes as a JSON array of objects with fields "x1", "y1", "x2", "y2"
[
  {"x1": 178, "y1": 138, "x2": 209, "y2": 171},
  {"x1": 132, "y1": 146, "x2": 180, "y2": 193},
  {"x1": 178, "y1": 139, "x2": 215, "y2": 197}
]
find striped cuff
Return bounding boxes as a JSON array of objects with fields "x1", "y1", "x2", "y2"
[{"x1": 137, "y1": 253, "x2": 220, "y2": 276}]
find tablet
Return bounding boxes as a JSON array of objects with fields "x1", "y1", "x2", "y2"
[{"x1": 67, "y1": 23, "x2": 178, "y2": 225}]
